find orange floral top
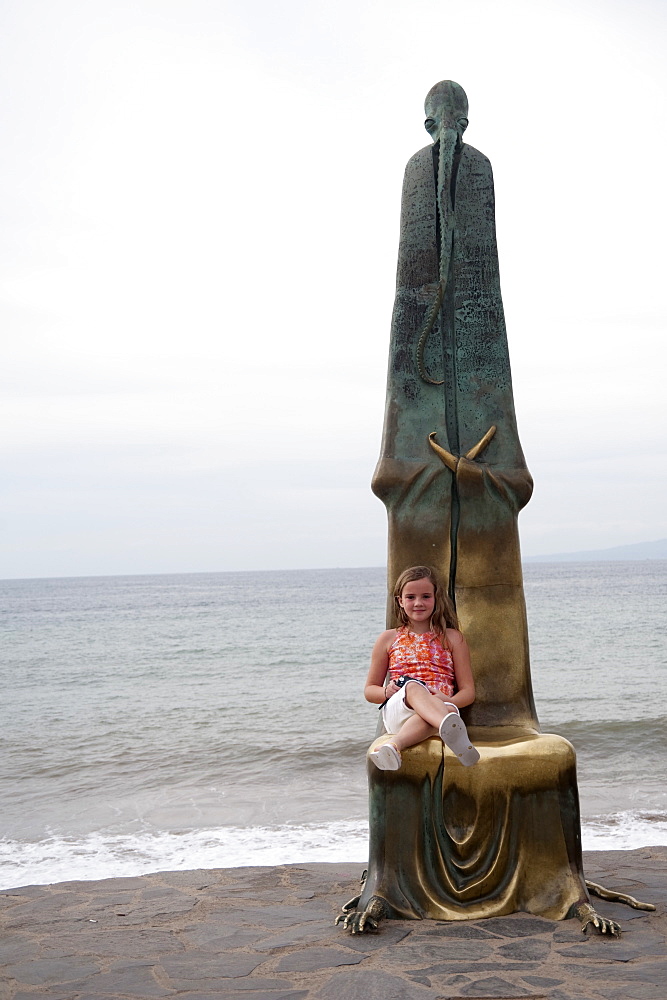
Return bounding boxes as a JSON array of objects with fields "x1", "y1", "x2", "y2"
[{"x1": 387, "y1": 627, "x2": 455, "y2": 696}]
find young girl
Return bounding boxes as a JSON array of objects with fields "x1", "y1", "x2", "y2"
[{"x1": 365, "y1": 565, "x2": 480, "y2": 770}]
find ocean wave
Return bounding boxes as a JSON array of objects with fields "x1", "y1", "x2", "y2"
[
  {"x1": 0, "y1": 820, "x2": 370, "y2": 891},
  {"x1": 542, "y1": 717, "x2": 666, "y2": 741},
  {"x1": 2, "y1": 810, "x2": 666, "y2": 892},
  {"x1": 581, "y1": 810, "x2": 667, "y2": 850}
]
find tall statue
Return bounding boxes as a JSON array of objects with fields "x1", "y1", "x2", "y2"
[
  {"x1": 371, "y1": 79, "x2": 535, "y2": 727},
  {"x1": 337, "y1": 81, "x2": 651, "y2": 935}
]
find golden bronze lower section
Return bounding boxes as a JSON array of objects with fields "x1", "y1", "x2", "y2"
[{"x1": 353, "y1": 731, "x2": 589, "y2": 924}]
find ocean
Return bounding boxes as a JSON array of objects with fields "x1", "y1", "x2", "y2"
[{"x1": 1, "y1": 562, "x2": 666, "y2": 890}]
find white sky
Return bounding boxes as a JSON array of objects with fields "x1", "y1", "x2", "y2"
[{"x1": 2, "y1": 0, "x2": 666, "y2": 578}]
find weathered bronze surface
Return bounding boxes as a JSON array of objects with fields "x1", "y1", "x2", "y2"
[
  {"x1": 342, "y1": 80, "x2": 641, "y2": 936},
  {"x1": 371, "y1": 79, "x2": 535, "y2": 728}
]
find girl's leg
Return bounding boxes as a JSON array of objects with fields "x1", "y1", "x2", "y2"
[
  {"x1": 369, "y1": 715, "x2": 436, "y2": 770},
  {"x1": 403, "y1": 682, "x2": 454, "y2": 727},
  {"x1": 404, "y1": 682, "x2": 479, "y2": 766},
  {"x1": 391, "y1": 714, "x2": 436, "y2": 752}
]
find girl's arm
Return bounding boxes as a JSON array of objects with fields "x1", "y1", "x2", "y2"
[
  {"x1": 364, "y1": 630, "x2": 397, "y2": 704},
  {"x1": 445, "y1": 629, "x2": 475, "y2": 709}
]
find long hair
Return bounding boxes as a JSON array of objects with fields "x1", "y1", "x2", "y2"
[{"x1": 392, "y1": 565, "x2": 460, "y2": 648}]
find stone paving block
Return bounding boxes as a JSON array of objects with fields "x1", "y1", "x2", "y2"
[
  {"x1": 423, "y1": 921, "x2": 504, "y2": 939},
  {"x1": 316, "y1": 968, "x2": 440, "y2": 999},
  {"x1": 546, "y1": 992, "x2": 598, "y2": 1000},
  {"x1": 142, "y1": 885, "x2": 190, "y2": 898},
  {"x1": 210, "y1": 903, "x2": 330, "y2": 929},
  {"x1": 79, "y1": 891, "x2": 136, "y2": 908},
  {"x1": 152, "y1": 870, "x2": 218, "y2": 890},
  {"x1": 389, "y1": 937, "x2": 495, "y2": 965},
  {"x1": 556, "y1": 937, "x2": 625, "y2": 959},
  {"x1": 563, "y1": 961, "x2": 617, "y2": 981},
  {"x1": 276, "y1": 946, "x2": 367, "y2": 972},
  {"x1": 59, "y1": 875, "x2": 149, "y2": 892},
  {"x1": 109, "y1": 895, "x2": 200, "y2": 921},
  {"x1": 480, "y1": 915, "x2": 558, "y2": 937},
  {"x1": 210, "y1": 889, "x2": 292, "y2": 902},
  {"x1": 67, "y1": 961, "x2": 174, "y2": 997},
  {"x1": 195, "y1": 980, "x2": 298, "y2": 992},
  {"x1": 497, "y1": 938, "x2": 551, "y2": 961},
  {"x1": 405, "y1": 961, "x2": 539, "y2": 978},
  {"x1": 1, "y1": 885, "x2": 56, "y2": 898},
  {"x1": 159, "y1": 953, "x2": 266, "y2": 980},
  {"x1": 40, "y1": 929, "x2": 186, "y2": 959},
  {"x1": 552, "y1": 922, "x2": 590, "y2": 942},
  {"x1": 181, "y1": 927, "x2": 262, "y2": 950},
  {"x1": 614, "y1": 867, "x2": 667, "y2": 881},
  {"x1": 253, "y1": 920, "x2": 334, "y2": 951},
  {"x1": 522, "y1": 974, "x2": 565, "y2": 986},
  {"x1": 2, "y1": 893, "x2": 90, "y2": 927},
  {"x1": 595, "y1": 958, "x2": 667, "y2": 982},
  {"x1": 335, "y1": 924, "x2": 412, "y2": 949},
  {"x1": 459, "y1": 975, "x2": 532, "y2": 996},
  {"x1": 172, "y1": 992, "x2": 308, "y2": 1000},
  {"x1": 12, "y1": 993, "x2": 75, "y2": 1000},
  {"x1": 237, "y1": 872, "x2": 284, "y2": 888},
  {"x1": 603, "y1": 985, "x2": 667, "y2": 1000},
  {"x1": 0, "y1": 940, "x2": 52, "y2": 964},
  {"x1": 3, "y1": 958, "x2": 101, "y2": 985},
  {"x1": 557, "y1": 938, "x2": 659, "y2": 962}
]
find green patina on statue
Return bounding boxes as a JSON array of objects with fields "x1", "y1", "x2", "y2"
[{"x1": 337, "y1": 81, "x2": 653, "y2": 936}]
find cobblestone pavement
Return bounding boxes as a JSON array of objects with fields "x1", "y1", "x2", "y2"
[{"x1": 1, "y1": 848, "x2": 665, "y2": 1000}]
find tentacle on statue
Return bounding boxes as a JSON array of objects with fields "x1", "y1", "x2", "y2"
[{"x1": 585, "y1": 879, "x2": 655, "y2": 911}]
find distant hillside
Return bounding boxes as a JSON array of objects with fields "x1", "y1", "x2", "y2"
[{"x1": 524, "y1": 538, "x2": 667, "y2": 563}]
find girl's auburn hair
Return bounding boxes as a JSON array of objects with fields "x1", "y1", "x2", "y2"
[{"x1": 392, "y1": 565, "x2": 460, "y2": 648}]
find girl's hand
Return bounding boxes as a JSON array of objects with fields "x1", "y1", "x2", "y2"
[{"x1": 384, "y1": 680, "x2": 400, "y2": 699}]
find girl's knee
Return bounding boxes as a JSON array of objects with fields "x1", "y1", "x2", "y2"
[{"x1": 403, "y1": 680, "x2": 429, "y2": 709}]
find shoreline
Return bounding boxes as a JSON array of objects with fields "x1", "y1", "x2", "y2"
[
  {"x1": 3, "y1": 843, "x2": 667, "y2": 897},
  {"x1": 3, "y1": 813, "x2": 666, "y2": 894},
  {"x1": 2, "y1": 847, "x2": 666, "y2": 999}
]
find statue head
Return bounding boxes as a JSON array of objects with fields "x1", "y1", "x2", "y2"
[{"x1": 424, "y1": 80, "x2": 468, "y2": 143}]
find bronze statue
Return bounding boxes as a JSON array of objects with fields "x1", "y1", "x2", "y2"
[{"x1": 337, "y1": 81, "x2": 653, "y2": 935}]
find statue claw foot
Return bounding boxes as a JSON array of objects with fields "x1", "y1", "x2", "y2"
[
  {"x1": 573, "y1": 901, "x2": 621, "y2": 937},
  {"x1": 335, "y1": 895, "x2": 388, "y2": 934}
]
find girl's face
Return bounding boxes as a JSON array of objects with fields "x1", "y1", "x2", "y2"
[{"x1": 398, "y1": 577, "x2": 435, "y2": 624}]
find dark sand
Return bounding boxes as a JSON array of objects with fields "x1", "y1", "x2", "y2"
[{"x1": 1, "y1": 847, "x2": 666, "y2": 1000}]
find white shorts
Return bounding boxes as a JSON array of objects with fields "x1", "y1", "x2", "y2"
[{"x1": 381, "y1": 680, "x2": 459, "y2": 735}]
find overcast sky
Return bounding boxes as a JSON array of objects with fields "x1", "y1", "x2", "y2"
[{"x1": 2, "y1": 0, "x2": 665, "y2": 579}]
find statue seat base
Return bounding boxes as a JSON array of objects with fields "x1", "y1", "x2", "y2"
[{"x1": 359, "y1": 728, "x2": 588, "y2": 921}]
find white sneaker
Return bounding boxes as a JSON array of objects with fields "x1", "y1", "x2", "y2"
[
  {"x1": 439, "y1": 713, "x2": 480, "y2": 766},
  {"x1": 369, "y1": 741, "x2": 402, "y2": 770}
]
